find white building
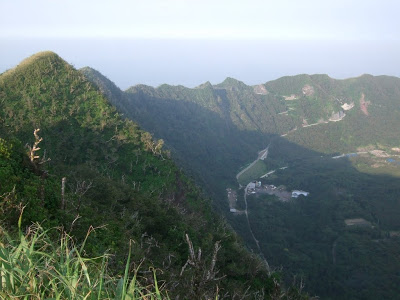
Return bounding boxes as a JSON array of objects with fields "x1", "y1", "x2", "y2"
[
  {"x1": 247, "y1": 182, "x2": 256, "y2": 189},
  {"x1": 292, "y1": 190, "x2": 309, "y2": 198}
]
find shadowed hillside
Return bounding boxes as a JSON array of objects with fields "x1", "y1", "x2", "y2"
[{"x1": 81, "y1": 66, "x2": 400, "y2": 299}]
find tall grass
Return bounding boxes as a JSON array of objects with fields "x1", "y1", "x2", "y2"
[{"x1": 0, "y1": 218, "x2": 168, "y2": 299}]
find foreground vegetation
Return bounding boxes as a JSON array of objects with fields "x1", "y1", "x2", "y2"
[
  {"x1": 1, "y1": 222, "x2": 314, "y2": 299},
  {"x1": 0, "y1": 219, "x2": 170, "y2": 299}
]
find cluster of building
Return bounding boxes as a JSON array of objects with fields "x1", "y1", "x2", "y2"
[
  {"x1": 246, "y1": 181, "x2": 262, "y2": 193},
  {"x1": 247, "y1": 181, "x2": 309, "y2": 199}
]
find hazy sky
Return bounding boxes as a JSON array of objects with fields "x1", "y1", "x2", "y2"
[{"x1": 1, "y1": 0, "x2": 399, "y2": 88}]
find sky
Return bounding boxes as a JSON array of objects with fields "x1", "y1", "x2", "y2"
[{"x1": 1, "y1": 0, "x2": 400, "y2": 89}]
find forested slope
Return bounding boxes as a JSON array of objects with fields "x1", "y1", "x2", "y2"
[{"x1": 265, "y1": 74, "x2": 400, "y2": 153}]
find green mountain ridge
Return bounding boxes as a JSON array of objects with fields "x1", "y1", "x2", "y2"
[
  {"x1": 84, "y1": 66, "x2": 400, "y2": 187},
  {"x1": 0, "y1": 51, "x2": 302, "y2": 298}
]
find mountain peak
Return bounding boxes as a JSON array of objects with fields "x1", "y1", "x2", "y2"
[
  {"x1": 1, "y1": 51, "x2": 66, "y2": 79},
  {"x1": 195, "y1": 81, "x2": 213, "y2": 89},
  {"x1": 222, "y1": 77, "x2": 244, "y2": 85},
  {"x1": 215, "y1": 77, "x2": 248, "y2": 90},
  {"x1": 17, "y1": 51, "x2": 63, "y2": 67}
]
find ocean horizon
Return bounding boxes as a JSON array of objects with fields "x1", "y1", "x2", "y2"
[{"x1": 1, "y1": 38, "x2": 399, "y2": 90}]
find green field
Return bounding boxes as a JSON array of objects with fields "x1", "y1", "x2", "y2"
[{"x1": 237, "y1": 159, "x2": 269, "y2": 185}]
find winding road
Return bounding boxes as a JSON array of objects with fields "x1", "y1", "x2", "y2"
[
  {"x1": 243, "y1": 184, "x2": 271, "y2": 274},
  {"x1": 236, "y1": 143, "x2": 272, "y2": 274}
]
